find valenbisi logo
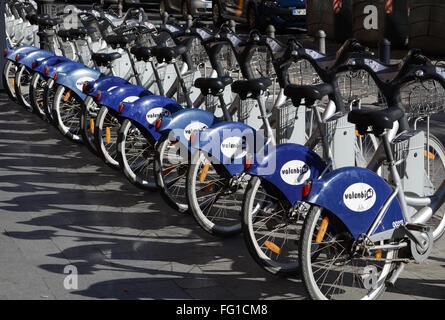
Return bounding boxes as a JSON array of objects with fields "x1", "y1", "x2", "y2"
[
  {"x1": 184, "y1": 122, "x2": 208, "y2": 140},
  {"x1": 343, "y1": 183, "x2": 376, "y2": 212},
  {"x1": 75, "y1": 77, "x2": 96, "y2": 91},
  {"x1": 146, "y1": 108, "x2": 171, "y2": 125},
  {"x1": 221, "y1": 136, "x2": 246, "y2": 159},
  {"x1": 280, "y1": 160, "x2": 311, "y2": 185}
]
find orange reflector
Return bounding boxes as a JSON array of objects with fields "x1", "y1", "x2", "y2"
[
  {"x1": 315, "y1": 217, "x2": 329, "y2": 243},
  {"x1": 425, "y1": 150, "x2": 435, "y2": 160},
  {"x1": 63, "y1": 89, "x2": 71, "y2": 102},
  {"x1": 203, "y1": 181, "x2": 214, "y2": 194},
  {"x1": 155, "y1": 119, "x2": 161, "y2": 130},
  {"x1": 105, "y1": 127, "x2": 111, "y2": 144},
  {"x1": 264, "y1": 241, "x2": 281, "y2": 255},
  {"x1": 376, "y1": 250, "x2": 382, "y2": 259},
  {"x1": 38, "y1": 101, "x2": 43, "y2": 106},
  {"x1": 90, "y1": 118, "x2": 95, "y2": 135},
  {"x1": 162, "y1": 165, "x2": 176, "y2": 176},
  {"x1": 199, "y1": 162, "x2": 210, "y2": 183},
  {"x1": 11, "y1": 78, "x2": 14, "y2": 88},
  {"x1": 244, "y1": 154, "x2": 253, "y2": 170}
]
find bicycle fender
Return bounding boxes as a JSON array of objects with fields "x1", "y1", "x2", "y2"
[
  {"x1": 248, "y1": 143, "x2": 326, "y2": 206},
  {"x1": 45, "y1": 60, "x2": 85, "y2": 79},
  {"x1": 17, "y1": 49, "x2": 54, "y2": 69},
  {"x1": 119, "y1": 95, "x2": 183, "y2": 141},
  {"x1": 54, "y1": 67, "x2": 102, "y2": 101},
  {"x1": 190, "y1": 121, "x2": 262, "y2": 177},
  {"x1": 5, "y1": 45, "x2": 39, "y2": 61},
  {"x1": 306, "y1": 167, "x2": 405, "y2": 240},
  {"x1": 32, "y1": 55, "x2": 71, "y2": 76},
  {"x1": 96, "y1": 84, "x2": 152, "y2": 112},
  {"x1": 158, "y1": 108, "x2": 221, "y2": 154},
  {"x1": 83, "y1": 75, "x2": 130, "y2": 99}
]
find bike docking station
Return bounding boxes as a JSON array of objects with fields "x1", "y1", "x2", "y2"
[{"x1": 390, "y1": 130, "x2": 425, "y2": 218}]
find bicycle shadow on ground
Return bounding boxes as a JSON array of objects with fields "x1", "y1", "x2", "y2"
[{"x1": 0, "y1": 96, "x2": 305, "y2": 300}]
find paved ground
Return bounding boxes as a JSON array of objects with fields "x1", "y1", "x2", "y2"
[{"x1": 1, "y1": 90, "x2": 445, "y2": 300}]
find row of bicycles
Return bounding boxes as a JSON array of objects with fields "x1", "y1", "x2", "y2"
[{"x1": 4, "y1": 0, "x2": 445, "y2": 300}]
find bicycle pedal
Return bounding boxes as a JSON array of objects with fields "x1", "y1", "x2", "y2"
[{"x1": 404, "y1": 223, "x2": 430, "y2": 233}]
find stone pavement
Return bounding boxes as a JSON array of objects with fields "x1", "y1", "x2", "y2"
[{"x1": 0, "y1": 92, "x2": 445, "y2": 300}]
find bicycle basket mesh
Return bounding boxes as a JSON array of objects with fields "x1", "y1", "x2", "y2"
[
  {"x1": 205, "y1": 95, "x2": 220, "y2": 114},
  {"x1": 190, "y1": 38, "x2": 209, "y2": 68},
  {"x1": 277, "y1": 100, "x2": 297, "y2": 144},
  {"x1": 250, "y1": 48, "x2": 275, "y2": 79},
  {"x1": 238, "y1": 99, "x2": 256, "y2": 122},
  {"x1": 337, "y1": 70, "x2": 384, "y2": 108},
  {"x1": 288, "y1": 60, "x2": 321, "y2": 85},
  {"x1": 176, "y1": 71, "x2": 195, "y2": 105},
  {"x1": 401, "y1": 79, "x2": 445, "y2": 119}
]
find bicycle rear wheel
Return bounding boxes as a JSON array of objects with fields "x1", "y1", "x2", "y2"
[
  {"x1": 187, "y1": 150, "x2": 244, "y2": 237},
  {"x1": 299, "y1": 205, "x2": 397, "y2": 300},
  {"x1": 29, "y1": 72, "x2": 47, "y2": 119},
  {"x1": 154, "y1": 134, "x2": 189, "y2": 213},
  {"x1": 241, "y1": 176, "x2": 300, "y2": 275},
  {"x1": 2, "y1": 60, "x2": 17, "y2": 101},
  {"x1": 94, "y1": 106, "x2": 121, "y2": 170},
  {"x1": 117, "y1": 119, "x2": 157, "y2": 190},
  {"x1": 424, "y1": 134, "x2": 445, "y2": 240},
  {"x1": 53, "y1": 85, "x2": 83, "y2": 142},
  {"x1": 79, "y1": 96, "x2": 99, "y2": 155},
  {"x1": 14, "y1": 64, "x2": 33, "y2": 111}
]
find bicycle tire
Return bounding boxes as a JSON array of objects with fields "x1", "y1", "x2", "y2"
[
  {"x1": 299, "y1": 205, "x2": 397, "y2": 300},
  {"x1": 53, "y1": 84, "x2": 84, "y2": 142},
  {"x1": 187, "y1": 150, "x2": 244, "y2": 237},
  {"x1": 241, "y1": 176, "x2": 300, "y2": 275},
  {"x1": 117, "y1": 119, "x2": 157, "y2": 190}
]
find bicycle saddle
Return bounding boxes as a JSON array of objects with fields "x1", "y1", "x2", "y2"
[
  {"x1": 91, "y1": 52, "x2": 122, "y2": 66},
  {"x1": 151, "y1": 45, "x2": 187, "y2": 63},
  {"x1": 26, "y1": 13, "x2": 49, "y2": 25},
  {"x1": 194, "y1": 76, "x2": 233, "y2": 95},
  {"x1": 104, "y1": 34, "x2": 136, "y2": 48},
  {"x1": 36, "y1": 17, "x2": 63, "y2": 28},
  {"x1": 348, "y1": 107, "x2": 405, "y2": 135},
  {"x1": 130, "y1": 46, "x2": 153, "y2": 62},
  {"x1": 231, "y1": 78, "x2": 272, "y2": 99},
  {"x1": 284, "y1": 83, "x2": 334, "y2": 102},
  {"x1": 57, "y1": 27, "x2": 95, "y2": 40}
]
